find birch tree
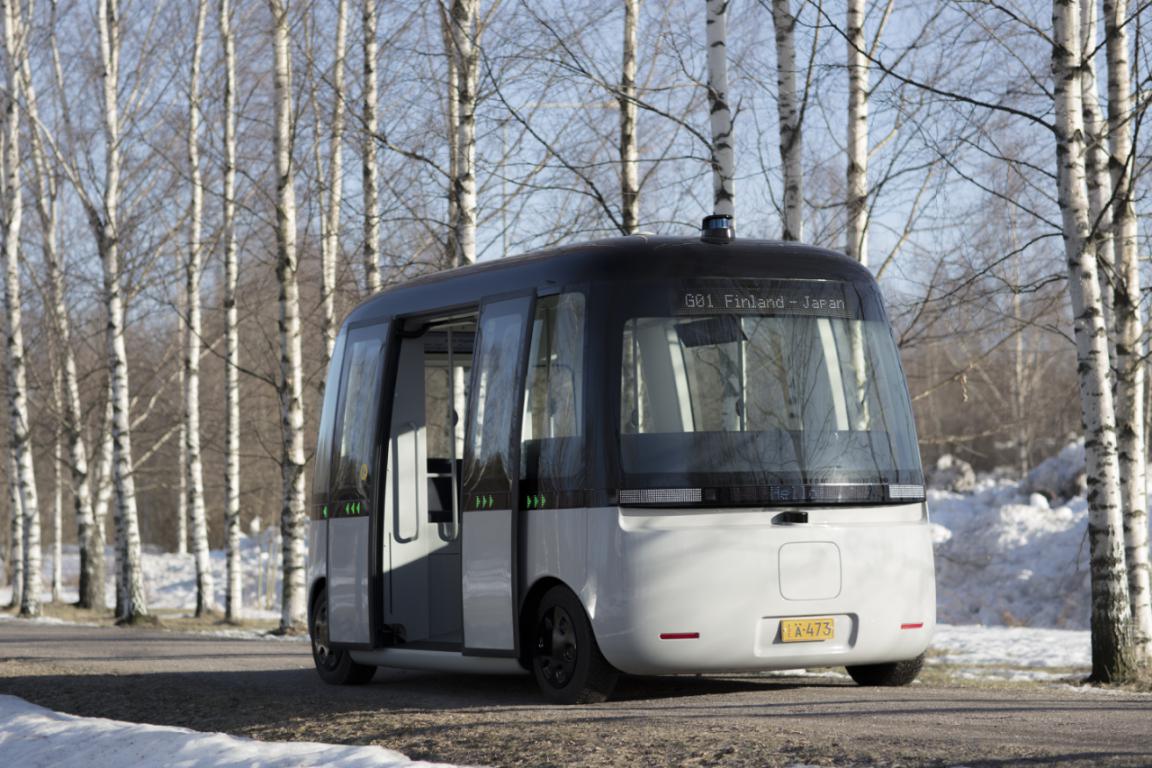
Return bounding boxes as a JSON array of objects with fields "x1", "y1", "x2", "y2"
[
  {"x1": 268, "y1": 0, "x2": 308, "y2": 633},
  {"x1": 705, "y1": 0, "x2": 734, "y2": 218},
  {"x1": 446, "y1": 0, "x2": 479, "y2": 266},
  {"x1": 220, "y1": 0, "x2": 242, "y2": 623},
  {"x1": 362, "y1": 0, "x2": 381, "y2": 291},
  {"x1": 51, "y1": 371, "x2": 62, "y2": 603},
  {"x1": 771, "y1": 0, "x2": 802, "y2": 241},
  {"x1": 1051, "y1": 0, "x2": 1136, "y2": 683},
  {"x1": 185, "y1": 0, "x2": 214, "y2": 616},
  {"x1": 1104, "y1": 0, "x2": 1152, "y2": 661},
  {"x1": 620, "y1": 0, "x2": 639, "y2": 234},
  {"x1": 318, "y1": 0, "x2": 347, "y2": 364},
  {"x1": 6, "y1": 454, "x2": 21, "y2": 609},
  {"x1": 1, "y1": 0, "x2": 42, "y2": 619},
  {"x1": 845, "y1": 0, "x2": 868, "y2": 264},
  {"x1": 98, "y1": 0, "x2": 148, "y2": 623}
]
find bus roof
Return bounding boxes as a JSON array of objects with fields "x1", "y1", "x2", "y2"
[{"x1": 343, "y1": 235, "x2": 874, "y2": 326}]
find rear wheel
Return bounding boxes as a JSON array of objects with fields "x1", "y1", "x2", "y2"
[
  {"x1": 846, "y1": 653, "x2": 925, "y2": 686},
  {"x1": 310, "y1": 590, "x2": 376, "y2": 685},
  {"x1": 532, "y1": 586, "x2": 618, "y2": 704}
]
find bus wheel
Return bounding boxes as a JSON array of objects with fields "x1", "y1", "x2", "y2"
[
  {"x1": 845, "y1": 653, "x2": 925, "y2": 686},
  {"x1": 309, "y1": 590, "x2": 376, "y2": 686},
  {"x1": 531, "y1": 586, "x2": 619, "y2": 704}
]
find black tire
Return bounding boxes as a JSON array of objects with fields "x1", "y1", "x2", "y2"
[
  {"x1": 309, "y1": 590, "x2": 376, "y2": 685},
  {"x1": 846, "y1": 652, "x2": 925, "y2": 686},
  {"x1": 531, "y1": 586, "x2": 619, "y2": 704}
]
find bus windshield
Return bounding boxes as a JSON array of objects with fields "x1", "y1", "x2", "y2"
[{"x1": 618, "y1": 278, "x2": 924, "y2": 504}]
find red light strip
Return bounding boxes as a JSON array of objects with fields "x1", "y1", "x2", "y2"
[
  {"x1": 900, "y1": 622, "x2": 924, "y2": 630},
  {"x1": 659, "y1": 632, "x2": 700, "y2": 640}
]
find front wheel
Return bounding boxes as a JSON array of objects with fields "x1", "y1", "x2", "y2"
[
  {"x1": 310, "y1": 590, "x2": 376, "y2": 685},
  {"x1": 532, "y1": 586, "x2": 619, "y2": 704},
  {"x1": 846, "y1": 653, "x2": 925, "y2": 686}
]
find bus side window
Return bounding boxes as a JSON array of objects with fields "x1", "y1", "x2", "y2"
[
  {"x1": 312, "y1": 329, "x2": 347, "y2": 513},
  {"x1": 521, "y1": 293, "x2": 586, "y2": 499},
  {"x1": 331, "y1": 326, "x2": 387, "y2": 506}
]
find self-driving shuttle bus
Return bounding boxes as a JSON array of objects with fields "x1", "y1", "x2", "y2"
[{"x1": 307, "y1": 219, "x2": 934, "y2": 703}]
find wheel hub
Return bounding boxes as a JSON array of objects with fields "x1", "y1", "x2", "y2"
[{"x1": 535, "y1": 606, "x2": 578, "y2": 689}]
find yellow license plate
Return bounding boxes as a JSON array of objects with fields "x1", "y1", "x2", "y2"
[{"x1": 780, "y1": 617, "x2": 836, "y2": 643}]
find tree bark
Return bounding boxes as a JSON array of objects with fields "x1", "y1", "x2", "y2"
[
  {"x1": 6, "y1": 453, "x2": 22, "y2": 609},
  {"x1": 98, "y1": 0, "x2": 147, "y2": 623},
  {"x1": 448, "y1": 0, "x2": 478, "y2": 266},
  {"x1": 185, "y1": 0, "x2": 214, "y2": 616},
  {"x1": 771, "y1": 0, "x2": 803, "y2": 241},
  {"x1": 620, "y1": 0, "x2": 640, "y2": 234},
  {"x1": 439, "y1": 2, "x2": 459, "y2": 268},
  {"x1": 1, "y1": 0, "x2": 42, "y2": 619},
  {"x1": 321, "y1": 0, "x2": 347, "y2": 365},
  {"x1": 362, "y1": 0, "x2": 381, "y2": 291},
  {"x1": 51, "y1": 370, "x2": 62, "y2": 603},
  {"x1": 1103, "y1": 0, "x2": 1152, "y2": 661},
  {"x1": 846, "y1": 0, "x2": 868, "y2": 265},
  {"x1": 705, "y1": 0, "x2": 735, "y2": 218},
  {"x1": 220, "y1": 0, "x2": 243, "y2": 623},
  {"x1": 268, "y1": 0, "x2": 308, "y2": 633},
  {"x1": 1080, "y1": 1, "x2": 1114, "y2": 333},
  {"x1": 1051, "y1": 0, "x2": 1136, "y2": 683}
]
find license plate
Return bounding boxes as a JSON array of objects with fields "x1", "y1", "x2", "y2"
[{"x1": 780, "y1": 617, "x2": 835, "y2": 643}]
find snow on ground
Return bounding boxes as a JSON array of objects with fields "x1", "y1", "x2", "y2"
[
  {"x1": 930, "y1": 624, "x2": 1089, "y2": 682},
  {"x1": 0, "y1": 532, "x2": 283, "y2": 620},
  {"x1": 0, "y1": 695, "x2": 458, "y2": 768},
  {"x1": 928, "y1": 441, "x2": 1152, "y2": 630}
]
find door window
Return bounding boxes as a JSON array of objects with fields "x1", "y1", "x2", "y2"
[
  {"x1": 332, "y1": 325, "x2": 387, "y2": 505},
  {"x1": 521, "y1": 293, "x2": 586, "y2": 490},
  {"x1": 462, "y1": 297, "x2": 533, "y2": 505}
]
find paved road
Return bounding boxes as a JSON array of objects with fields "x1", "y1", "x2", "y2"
[{"x1": 0, "y1": 620, "x2": 1149, "y2": 767}]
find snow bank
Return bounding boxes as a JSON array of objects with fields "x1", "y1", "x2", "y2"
[
  {"x1": 0, "y1": 533, "x2": 283, "y2": 619},
  {"x1": 0, "y1": 695, "x2": 457, "y2": 768},
  {"x1": 929, "y1": 439, "x2": 1151, "y2": 630},
  {"x1": 930, "y1": 480, "x2": 1092, "y2": 628}
]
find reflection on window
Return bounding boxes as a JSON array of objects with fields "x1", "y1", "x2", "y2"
[
  {"x1": 463, "y1": 299, "x2": 528, "y2": 494},
  {"x1": 521, "y1": 293, "x2": 585, "y2": 484},
  {"x1": 622, "y1": 315, "x2": 881, "y2": 435},
  {"x1": 334, "y1": 331, "x2": 385, "y2": 497},
  {"x1": 620, "y1": 314, "x2": 920, "y2": 486}
]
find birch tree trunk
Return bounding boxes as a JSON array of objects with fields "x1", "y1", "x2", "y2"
[
  {"x1": 220, "y1": 0, "x2": 243, "y2": 623},
  {"x1": 846, "y1": 0, "x2": 868, "y2": 265},
  {"x1": 6, "y1": 453, "x2": 21, "y2": 609},
  {"x1": 22, "y1": 22, "x2": 103, "y2": 607},
  {"x1": 1080, "y1": 2, "x2": 1114, "y2": 333},
  {"x1": 705, "y1": 0, "x2": 735, "y2": 218},
  {"x1": 620, "y1": 0, "x2": 640, "y2": 234},
  {"x1": 448, "y1": 0, "x2": 478, "y2": 266},
  {"x1": 362, "y1": 0, "x2": 381, "y2": 291},
  {"x1": 1052, "y1": 0, "x2": 1136, "y2": 683},
  {"x1": 269, "y1": 0, "x2": 308, "y2": 633},
  {"x1": 439, "y1": 2, "x2": 459, "y2": 268},
  {"x1": 320, "y1": 0, "x2": 347, "y2": 365},
  {"x1": 1, "y1": 0, "x2": 42, "y2": 619},
  {"x1": 771, "y1": 0, "x2": 803, "y2": 241},
  {"x1": 176, "y1": 361, "x2": 187, "y2": 555},
  {"x1": 98, "y1": 0, "x2": 147, "y2": 623},
  {"x1": 51, "y1": 371, "x2": 62, "y2": 603},
  {"x1": 1104, "y1": 0, "x2": 1152, "y2": 661},
  {"x1": 185, "y1": 0, "x2": 214, "y2": 616}
]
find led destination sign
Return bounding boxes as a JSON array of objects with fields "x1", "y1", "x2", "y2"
[{"x1": 677, "y1": 279, "x2": 859, "y2": 319}]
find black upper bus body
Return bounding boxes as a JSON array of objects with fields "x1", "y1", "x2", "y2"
[{"x1": 315, "y1": 234, "x2": 925, "y2": 519}]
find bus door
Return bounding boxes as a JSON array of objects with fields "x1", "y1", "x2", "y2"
[
  {"x1": 383, "y1": 320, "x2": 474, "y2": 646},
  {"x1": 326, "y1": 322, "x2": 389, "y2": 646},
  {"x1": 461, "y1": 295, "x2": 535, "y2": 655}
]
